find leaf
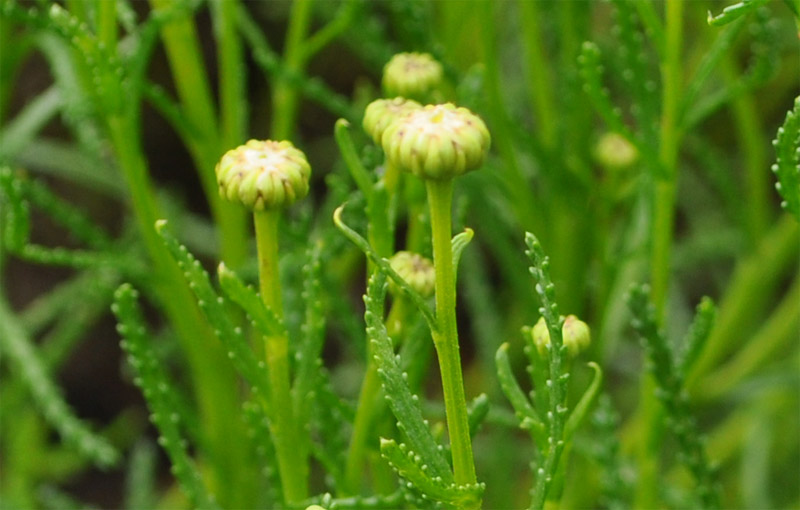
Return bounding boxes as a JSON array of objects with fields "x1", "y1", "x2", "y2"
[
  {"x1": 678, "y1": 297, "x2": 716, "y2": 378},
  {"x1": 335, "y1": 204, "x2": 437, "y2": 331},
  {"x1": 564, "y1": 362, "x2": 603, "y2": 440},
  {"x1": 113, "y1": 284, "x2": 219, "y2": 509},
  {"x1": 364, "y1": 271, "x2": 453, "y2": 482},
  {"x1": 334, "y1": 118, "x2": 374, "y2": 198},
  {"x1": 155, "y1": 220, "x2": 272, "y2": 402},
  {"x1": 217, "y1": 262, "x2": 286, "y2": 339},
  {"x1": 380, "y1": 439, "x2": 483, "y2": 509},
  {"x1": 451, "y1": 228, "x2": 474, "y2": 280},
  {"x1": 0, "y1": 292, "x2": 119, "y2": 469},
  {"x1": 494, "y1": 343, "x2": 545, "y2": 444},
  {"x1": 772, "y1": 96, "x2": 800, "y2": 221},
  {"x1": 467, "y1": 393, "x2": 490, "y2": 438},
  {"x1": 707, "y1": 0, "x2": 769, "y2": 26}
]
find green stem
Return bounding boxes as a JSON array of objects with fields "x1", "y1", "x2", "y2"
[
  {"x1": 106, "y1": 114, "x2": 243, "y2": 506},
  {"x1": 426, "y1": 179, "x2": 477, "y2": 489},
  {"x1": 253, "y1": 210, "x2": 308, "y2": 503},
  {"x1": 148, "y1": 0, "x2": 248, "y2": 267},
  {"x1": 271, "y1": 0, "x2": 313, "y2": 140},
  {"x1": 518, "y1": 0, "x2": 556, "y2": 150},
  {"x1": 637, "y1": 2, "x2": 683, "y2": 507}
]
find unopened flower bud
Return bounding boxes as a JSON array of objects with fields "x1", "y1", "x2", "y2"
[
  {"x1": 530, "y1": 315, "x2": 591, "y2": 358},
  {"x1": 382, "y1": 52, "x2": 444, "y2": 102},
  {"x1": 381, "y1": 103, "x2": 490, "y2": 181},
  {"x1": 388, "y1": 251, "x2": 435, "y2": 298},
  {"x1": 215, "y1": 140, "x2": 311, "y2": 211},
  {"x1": 594, "y1": 132, "x2": 638, "y2": 170},
  {"x1": 363, "y1": 97, "x2": 422, "y2": 145}
]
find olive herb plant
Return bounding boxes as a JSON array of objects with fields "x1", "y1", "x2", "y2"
[{"x1": 1, "y1": 1, "x2": 799, "y2": 509}]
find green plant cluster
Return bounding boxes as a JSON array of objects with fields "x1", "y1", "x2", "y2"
[{"x1": 1, "y1": 1, "x2": 799, "y2": 509}]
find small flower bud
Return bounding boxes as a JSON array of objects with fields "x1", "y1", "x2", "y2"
[
  {"x1": 530, "y1": 315, "x2": 591, "y2": 358},
  {"x1": 381, "y1": 103, "x2": 491, "y2": 181},
  {"x1": 594, "y1": 132, "x2": 638, "y2": 170},
  {"x1": 363, "y1": 97, "x2": 422, "y2": 145},
  {"x1": 382, "y1": 52, "x2": 444, "y2": 102},
  {"x1": 215, "y1": 140, "x2": 311, "y2": 211},
  {"x1": 388, "y1": 251, "x2": 435, "y2": 298}
]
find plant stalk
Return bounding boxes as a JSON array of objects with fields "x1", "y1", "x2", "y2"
[
  {"x1": 426, "y1": 179, "x2": 477, "y2": 489},
  {"x1": 254, "y1": 210, "x2": 308, "y2": 503}
]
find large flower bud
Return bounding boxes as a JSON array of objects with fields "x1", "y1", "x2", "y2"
[
  {"x1": 530, "y1": 315, "x2": 591, "y2": 358},
  {"x1": 382, "y1": 52, "x2": 443, "y2": 102},
  {"x1": 381, "y1": 103, "x2": 490, "y2": 181},
  {"x1": 215, "y1": 140, "x2": 311, "y2": 211},
  {"x1": 362, "y1": 97, "x2": 422, "y2": 145},
  {"x1": 388, "y1": 251, "x2": 435, "y2": 298}
]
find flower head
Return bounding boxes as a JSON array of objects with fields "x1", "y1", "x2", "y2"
[
  {"x1": 215, "y1": 140, "x2": 311, "y2": 211},
  {"x1": 388, "y1": 251, "x2": 435, "y2": 298},
  {"x1": 382, "y1": 52, "x2": 444, "y2": 102},
  {"x1": 530, "y1": 315, "x2": 591, "y2": 358},
  {"x1": 363, "y1": 97, "x2": 422, "y2": 145},
  {"x1": 381, "y1": 103, "x2": 490, "y2": 181}
]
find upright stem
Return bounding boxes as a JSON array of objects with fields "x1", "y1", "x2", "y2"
[
  {"x1": 426, "y1": 179, "x2": 477, "y2": 488},
  {"x1": 254, "y1": 210, "x2": 308, "y2": 503},
  {"x1": 637, "y1": 1, "x2": 683, "y2": 507},
  {"x1": 271, "y1": 0, "x2": 313, "y2": 139}
]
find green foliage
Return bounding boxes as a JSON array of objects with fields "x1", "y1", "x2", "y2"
[
  {"x1": 772, "y1": 96, "x2": 800, "y2": 220},
  {"x1": 1, "y1": 0, "x2": 798, "y2": 508},
  {"x1": 113, "y1": 284, "x2": 218, "y2": 509},
  {"x1": 626, "y1": 284, "x2": 720, "y2": 509}
]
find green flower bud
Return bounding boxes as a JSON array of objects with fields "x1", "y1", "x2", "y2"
[
  {"x1": 215, "y1": 139, "x2": 311, "y2": 211},
  {"x1": 530, "y1": 315, "x2": 591, "y2": 358},
  {"x1": 388, "y1": 251, "x2": 435, "y2": 298},
  {"x1": 362, "y1": 97, "x2": 422, "y2": 145},
  {"x1": 594, "y1": 132, "x2": 638, "y2": 170},
  {"x1": 382, "y1": 52, "x2": 444, "y2": 101},
  {"x1": 381, "y1": 103, "x2": 491, "y2": 181}
]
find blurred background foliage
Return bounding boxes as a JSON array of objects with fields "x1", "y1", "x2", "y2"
[{"x1": 0, "y1": 0, "x2": 798, "y2": 508}]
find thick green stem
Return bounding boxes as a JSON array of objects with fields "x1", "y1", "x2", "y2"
[
  {"x1": 254, "y1": 210, "x2": 308, "y2": 503},
  {"x1": 426, "y1": 179, "x2": 477, "y2": 488}
]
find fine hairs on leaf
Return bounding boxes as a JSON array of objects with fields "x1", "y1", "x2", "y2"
[
  {"x1": 363, "y1": 270, "x2": 453, "y2": 482},
  {"x1": 113, "y1": 284, "x2": 219, "y2": 509},
  {"x1": 772, "y1": 96, "x2": 800, "y2": 221},
  {"x1": 626, "y1": 284, "x2": 720, "y2": 509}
]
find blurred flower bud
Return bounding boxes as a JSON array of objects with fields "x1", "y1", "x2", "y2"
[
  {"x1": 381, "y1": 103, "x2": 490, "y2": 181},
  {"x1": 362, "y1": 97, "x2": 422, "y2": 145},
  {"x1": 530, "y1": 315, "x2": 591, "y2": 358},
  {"x1": 382, "y1": 52, "x2": 444, "y2": 102},
  {"x1": 594, "y1": 132, "x2": 638, "y2": 170},
  {"x1": 388, "y1": 251, "x2": 435, "y2": 298},
  {"x1": 215, "y1": 140, "x2": 311, "y2": 211}
]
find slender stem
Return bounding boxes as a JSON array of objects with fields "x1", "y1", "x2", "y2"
[
  {"x1": 426, "y1": 179, "x2": 477, "y2": 488},
  {"x1": 96, "y1": 0, "x2": 117, "y2": 54},
  {"x1": 637, "y1": 2, "x2": 683, "y2": 506},
  {"x1": 518, "y1": 0, "x2": 556, "y2": 150},
  {"x1": 253, "y1": 210, "x2": 308, "y2": 503},
  {"x1": 271, "y1": 0, "x2": 313, "y2": 140}
]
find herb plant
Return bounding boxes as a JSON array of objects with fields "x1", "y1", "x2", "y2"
[{"x1": 1, "y1": 1, "x2": 799, "y2": 509}]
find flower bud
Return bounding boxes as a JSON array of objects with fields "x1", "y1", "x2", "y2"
[
  {"x1": 594, "y1": 132, "x2": 638, "y2": 170},
  {"x1": 381, "y1": 103, "x2": 490, "y2": 181},
  {"x1": 215, "y1": 140, "x2": 311, "y2": 211},
  {"x1": 388, "y1": 251, "x2": 435, "y2": 298},
  {"x1": 362, "y1": 97, "x2": 422, "y2": 145},
  {"x1": 530, "y1": 315, "x2": 591, "y2": 358},
  {"x1": 382, "y1": 52, "x2": 444, "y2": 102}
]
